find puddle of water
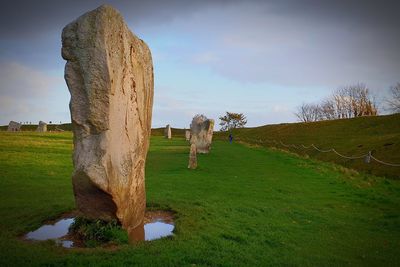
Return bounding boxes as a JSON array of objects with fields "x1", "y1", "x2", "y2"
[
  {"x1": 58, "y1": 240, "x2": 74, "y2": 248},
  {"x1": 144, "y1": 220, "x2": 174, "y2": 241},
  {"x1": 25, "y1": 218, "x2": 75, "y2": 248},
  {"x1": 24, "y1": 213, "x2": 174, "y2": 247},
  {"x1": 129, "y1": 219, "x2": 174, "y2": 242}
]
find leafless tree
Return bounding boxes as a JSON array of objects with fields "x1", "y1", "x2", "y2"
[
  {"x1": 332, "y1": 88, "x2": 352, "y2": 119},
  {"x1": 330, "y1": 84, "x2": 378, "y2": 119},
  {"x1": 385, "y1": 83, "x2": 400, "y2": 113},
  {"x1": 347, "y1": 84, "x2": 378, "y2": 116},
  {"x1": 296, "y1": 83, "x2": 378, "y2": 122},
  {"x1": 295, "y1": 103, "x2": 322, "y2": 122},
  {"x1": 319, "y1": 99, "x2": 336, "y2": 120}
]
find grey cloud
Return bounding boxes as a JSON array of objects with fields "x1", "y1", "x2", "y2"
[
  {"x1": 169, "y1": 1, "x2": 400, "y2": 89},
  {"x1": 0, "y1": 0, "x2": 231, "y2": 39},
  {"x1": 1, "y1": 0, "x2": 399, "y2": 126},
  {"x1": 2, "y1": 0, "x2": 399, "y2": 37}
]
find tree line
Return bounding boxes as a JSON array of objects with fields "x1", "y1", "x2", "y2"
[
  {"x1": 294, "y1": 83, "x2": 400, "y2": 122},
  {"x1": 218, "y1": 83, "x2": 400, "y2": 128}
]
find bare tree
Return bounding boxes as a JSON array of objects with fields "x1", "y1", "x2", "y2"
[
  {"x1": 385, "y1": 83, "x2": 400, "y2": 113},
  {"x1": 332, "y1": 88, "x2": 352, "y2": 119},
  {"x1": 348, "y1": 84, "x2": 378, "y2": 116},
  {"x1": 330, "y1": 84, "x2": 378, "y2": 119},
  {"x1": 294, "y1": 103, "x2": 322, "y2": 122},
  {"x1": 320, "y1": 99, "x2": 336, "y2": 120},
  {"x1": 295, "y1": 83, "x2": 378, "y2": 122}
]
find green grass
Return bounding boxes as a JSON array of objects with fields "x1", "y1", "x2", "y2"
[
  {"x1": 0, "y1": 132, "x2": 400, "y2": 266},
  {"x1": 216, "y1": 114, "x2": 400, "y2": 179}
]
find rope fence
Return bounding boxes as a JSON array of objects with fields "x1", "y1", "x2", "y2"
[{"x1": 242, "y1": 138, "x2": 400, "y2": 167}]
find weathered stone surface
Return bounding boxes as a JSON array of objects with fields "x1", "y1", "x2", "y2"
[
  {"x1": 62, "y1": 5, "x2": 154, "y2": 232},
  {"x1": 190, "y1": 115, "x2": 214, "y2": 153},
  {"x1": 36, "y1": 121, "x2": 47, "y2": 132},
  {"x1": 7, "y1": 121, "x2": 21, "y2": 132},
  {"x1": 185, "y1": 130, "x2": 191, "y2": 141},
  {"x1": 164, "y1": 124, "x2": 171, "y2": 139},
  {"x1": 188, "y1": 143, "x2": 197, "y2": 169}
]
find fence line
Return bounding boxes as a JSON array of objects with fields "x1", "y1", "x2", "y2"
[
  {"x1": 370, "y1": 155, "x2": 400, "y2": 167},
  {"x1": 311, "y1": 144, "x2": 333, "y2": 153},
  {"x1": 243, "y1": 138, "x2": 400, "y2": 167}
]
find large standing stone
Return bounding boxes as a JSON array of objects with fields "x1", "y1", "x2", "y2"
[
  {"x1": 7, "y1": 121, "x2": 21, "y2": 132},
  {"x1": 190, "y1": 115, "x2": 214, "y2": 153},
  {"x1": 164, "y1": 124, "x2": 171, "y2": 139},
  {"x1": 36, "y1": 121, "x2": 47, "y2": 132},
  {"x1": 62, "y1": 5, "x2": 154, "y2": 233},
  {"x1": 188, "y1": 143, "x2": 197, "y2": 169},
  {"x1": 185, "y1": 130, "x2": 191, "y2": 141}
]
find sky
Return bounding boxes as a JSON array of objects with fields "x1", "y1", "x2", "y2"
[{"x1": 0, "y1": 0, "x2": 399, "y2": 128}]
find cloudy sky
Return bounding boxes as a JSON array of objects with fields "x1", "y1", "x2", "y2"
[{"x1": 1, "y1": 0, "x2": 399, "y2": 128}]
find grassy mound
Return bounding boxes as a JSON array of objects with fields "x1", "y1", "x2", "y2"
[
  {"x1": 0, "y1": 123, "x2": 72, "y2": 131},
  {"x1": 0, "y1": 123, "x2": 186, "y2": 137},
  {"x1": 216, "y1": 114, "x2": 400, "y2": 179},
  {"x1": 0, "y1": 132, "x2": 399, "y2": 265}
]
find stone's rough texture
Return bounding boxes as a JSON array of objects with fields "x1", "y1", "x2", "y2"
[
  {"x1": 188, "y1": 144, "x2": 197, "y2": 169},
  {"x1": 62, "y1": 5, "x2": 154, "y2": 232},
  {"x1": 190, "y1": 115, "x2": 214, "y2": 153},
  {"x1": 36, "y1": 121, "x2": 47, "y2": 132},
  {"x1": 7, "y1": 121, "x2": 21, "y2": 132},
  {"x1": 185, "y1": 130, "x2": 191, "y2": 141},
  {"x1": 164, "y1": 124, "x2": 171, "y2": 139}
]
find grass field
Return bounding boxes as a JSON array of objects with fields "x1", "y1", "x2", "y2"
[
  {"x1": 0, "y1": 132, "x2": 400, "y2": 266},
  {"x1": 216, "y1": 114, "x2": 400, "y2": 179},
  {"x1": 3, "y1": 114, "x2": 399, "y2": 179},
  {"x1": 0, "y1": 123, "x2": 72, "y2": 132},
  {"x1": 150, "y1": 127, "x2": 186, "y2": 137}
]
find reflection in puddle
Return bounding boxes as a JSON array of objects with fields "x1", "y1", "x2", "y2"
[
  {"x1": 25, "y1": 218, "x2": 75, "y2": 248},
  {"x1": 144, "y1": 220, "x2": 174, "y2": 241},
  {"x1": 58, "y1": 240, "x2": 74, "y2": 248},
  {"x1": 129, "y1": 219, "x2": 174, "y2": 242},
  {"x1": 24, "y1": 213, "x2": 174, "y2": 248}
]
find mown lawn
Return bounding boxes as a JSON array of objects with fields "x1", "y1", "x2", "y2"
[{"x1": 0, "y1": 132, "x2": 399, "y2": 266}]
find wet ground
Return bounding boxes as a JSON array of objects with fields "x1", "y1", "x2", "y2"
[
  {"x1": 128, "y1": 210, "x2": 175, "y2": 242},
  {"x1": 24, "y1": 211, "x2": 175, "y2": 248},
  {"x1": 25, "y1": 218, "x2": 75, "y2": 248}
]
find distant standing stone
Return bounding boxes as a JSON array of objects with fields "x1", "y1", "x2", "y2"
[
  {"x1": 62, "y1": 5, "x2": 154, "y2": 233},
  {"x1": 36, "y1": 121, "x2": 47, "y2": 132},
  {"x1": 190, "y1": 115, "x2": 214, "y2": 153},
  {"x1": 185, "y1": 130, "x2": 191, "y2": 141},
  {"x1": 188, "y1": 143, "x2": 197, "y2": 169},
  {"x1": 165, "y1": 124, "x2": 171, "y2": 139},
  {"x1": 7, "y1": 121, "x2": 21, "y2": 132}
]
